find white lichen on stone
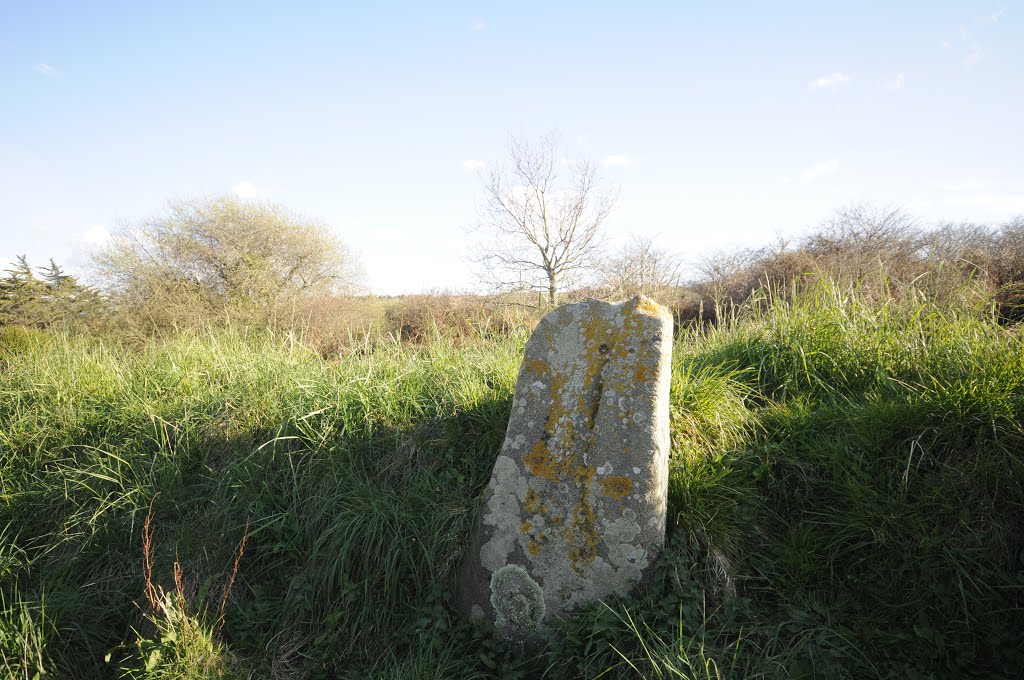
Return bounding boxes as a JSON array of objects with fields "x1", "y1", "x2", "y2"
[
  {"x1": 479, "y1": 456, "x2": 527, "y2": 572},
  {"x1": 490, "y1": 564, "x2": 546, "y2": 630}
]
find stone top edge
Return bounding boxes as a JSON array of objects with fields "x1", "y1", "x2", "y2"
[{"x1": 555, "y1": 295, "x2": 672, "y2": 320}]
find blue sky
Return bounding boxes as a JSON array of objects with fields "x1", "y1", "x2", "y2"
[{"x1": 2, "y1": 1, "x2": 1021, "y2": 294}]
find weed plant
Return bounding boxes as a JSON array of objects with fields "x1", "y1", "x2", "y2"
[{"x1": 0, "y1": 279, "x2": 1021, "y2": 678}]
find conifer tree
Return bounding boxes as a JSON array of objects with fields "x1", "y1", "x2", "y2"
[{"x1": 0, "y1": 256, "x2": 104, "y2": 328}]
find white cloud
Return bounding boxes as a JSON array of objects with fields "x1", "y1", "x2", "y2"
[
  {"x1": 33, "y1": 63, "x2": 56, "y2": 76},
  {"x1": 798, "y1": 159, "x2": 839, "y2": 183},
  {"x1": 0, "y1": 257, "x2": 15, "y2": 275},
  {"x1": 965, "y1": 45, "x2": 984, "y2": 66},
  {"x1": 993, "y1": 5, "x2": 1007, "y2": 22},
  {"x1": 884, "y1": 73, "x2": 905, "y2": 90},
  {"x1": 905, "y1": 183, "x2": 1024, "y2": 222},
  {"x1": 462, "y1": 159, "x2": 485, "y2": 172},
  {"x1": 943, "y1": 40, "x2": 952, "y2": 50},
  {"x1": 80, "y1": 225, "x2": 111, "y2": 249},
  {"x1": 943, "y1": 192, "x2": 1024, "y2": 214},
  {"x1": 66, "y1": 225, "x2": 113, "y2": 277},
  {"x1": 601, "y1": 155, "x2": 630, "y2": 167},
  {"x1": 808, "y1": 72, "x2": 850, "y2": 90},
  {"x1": 904, "y1": 199, "x2": 933, "y2": 212},
  {"x1": 232, "y1": 180, "x2": 266, "y2": 199},
  {"x1": 471, "y1": 19, "x2": 486, "y2": 30},
  {"x1": 944, "y1": 180, "x2": 986, "y2": 192}
]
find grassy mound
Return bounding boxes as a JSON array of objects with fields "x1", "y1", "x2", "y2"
[{"x1": 1, "y1": 283, "x2": 1021, "y2": 678}]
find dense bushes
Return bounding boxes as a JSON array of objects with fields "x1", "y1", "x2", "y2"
[{"x1": 683, "y1": 207, "x2": 1024, "y2": 325}]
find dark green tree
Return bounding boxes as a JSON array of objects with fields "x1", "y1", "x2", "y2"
[
  {"x1": 0, "y1": 255, "x2": 45, "y2": 326},
  {"x1": 0, "y1": 256, "x2": 104, "y2": 328}
]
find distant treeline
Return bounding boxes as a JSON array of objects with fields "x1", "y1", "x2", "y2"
[{"x1": 5, "y1": 205, "x2": 1024, "y2": 347}]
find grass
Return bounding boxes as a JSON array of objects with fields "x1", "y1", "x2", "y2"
[{"x1": 1, "y1": 280, "x2": 1022, "y2": 678}]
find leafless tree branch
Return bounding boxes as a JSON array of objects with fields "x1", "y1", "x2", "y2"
[{"x1": 468, "y1": 131, "x2": 617, "y2": 305}]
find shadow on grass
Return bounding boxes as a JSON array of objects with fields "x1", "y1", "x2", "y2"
[{"x1": 2, "y1": 390, "x2": 516, "y2": 678}]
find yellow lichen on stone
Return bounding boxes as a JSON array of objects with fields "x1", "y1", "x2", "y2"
[
  {"x1": 524, "y1": 440, "x2": 558, "y2": 480},
  {"x1": 525, "y1": 358, "x2": 548, "y2": 376},
  {"x1": 524, "y1": 487, "x2": 540, "y2": 514},
  {"x1": 527, "y1": 540, "x2": 542, "y2": 556},
  {"x1": 598, "y1": 475, "x2": 634, "y2": 501},
  {"x1": 579, "y1": 312, "x2": 615, "y2": 391},
  {"x1": 550, "y1": 370, "x2": 568, "y2": 397},
  {"x1": 566, "y1": 496, "x2": 599, "y2": 570},
  {"x1": 633, "y1": 296, "x2": 666, "y2": 317},
  {"x1": 573, "y1": 462, "x2": 594, "y2": 486},
  {"x1": 634, "y1": 363, "x2": 651, "y2": 383},
  {"x1": 546, "y1": 367, "x2": 574, "y2": 450},
  {"x1": 520, "y1": 520, "x2": 532, "y2": 534},
  {"x1": 564, "y1": 464, "x2": 601, "y2": 571}
]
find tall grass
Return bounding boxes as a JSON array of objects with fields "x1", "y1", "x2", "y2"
[
  {"x1": 669, "y1": 280, "x2": 1024, "y2": 677},
  {"x1": 1, "y1": 279, "x2": 1022, "y2": 677},
  {"x1": 1, "y1": 329, "x2": 523, "y2": 676}
]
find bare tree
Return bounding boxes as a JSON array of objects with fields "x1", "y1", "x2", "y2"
[
  {"x1": 803, "y1": 204, "x2": 924, "y2": 280},
  {"x1": 601, "y1": 235, "x2": 682, "y2": 301},
  {"x1": 470, "y1": 131, "x2": 617, "y2": 305}
]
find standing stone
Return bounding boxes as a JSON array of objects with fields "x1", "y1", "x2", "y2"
[{"x1": 457, "y1": 295, "x2": 673, "y2": 639}]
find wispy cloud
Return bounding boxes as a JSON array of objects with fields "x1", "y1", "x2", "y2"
[
  {"x1": 951, "y1": 21, "x2": 987, "y2": 67},
  {"x1": 784, "y1": 159, "x2": 839, "y2": 184},
  {"x1": 232, "y1": 180, "x2": 266, "y2": 199},
  {"x1": 601, "y1": 155, "x2": 630, "y2": 168},
  {"x1": 992, "y1": 5, "x2": 1007, "y2": 23},
  {"x1": 945, "y1": 180, "x2": 986, "y2": 192},
  {"x1": 471, "y1": 19, "x2": 486, "y2": 30},
  {"x1": 808, "y1": 72, "x2": 850, "y2": 90},
  {"x1": 33, "y1": 63, "x2": 56, "y2": 76},
  {"x1": 463, "y1": 159, "x2": 485, "y2": 172},
  {"x1": 884, "y1": 73, "x2": 905, "y2": 90},
  {"x1": 965, "y1": 45, "x2": 985, "y2": 66}
]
